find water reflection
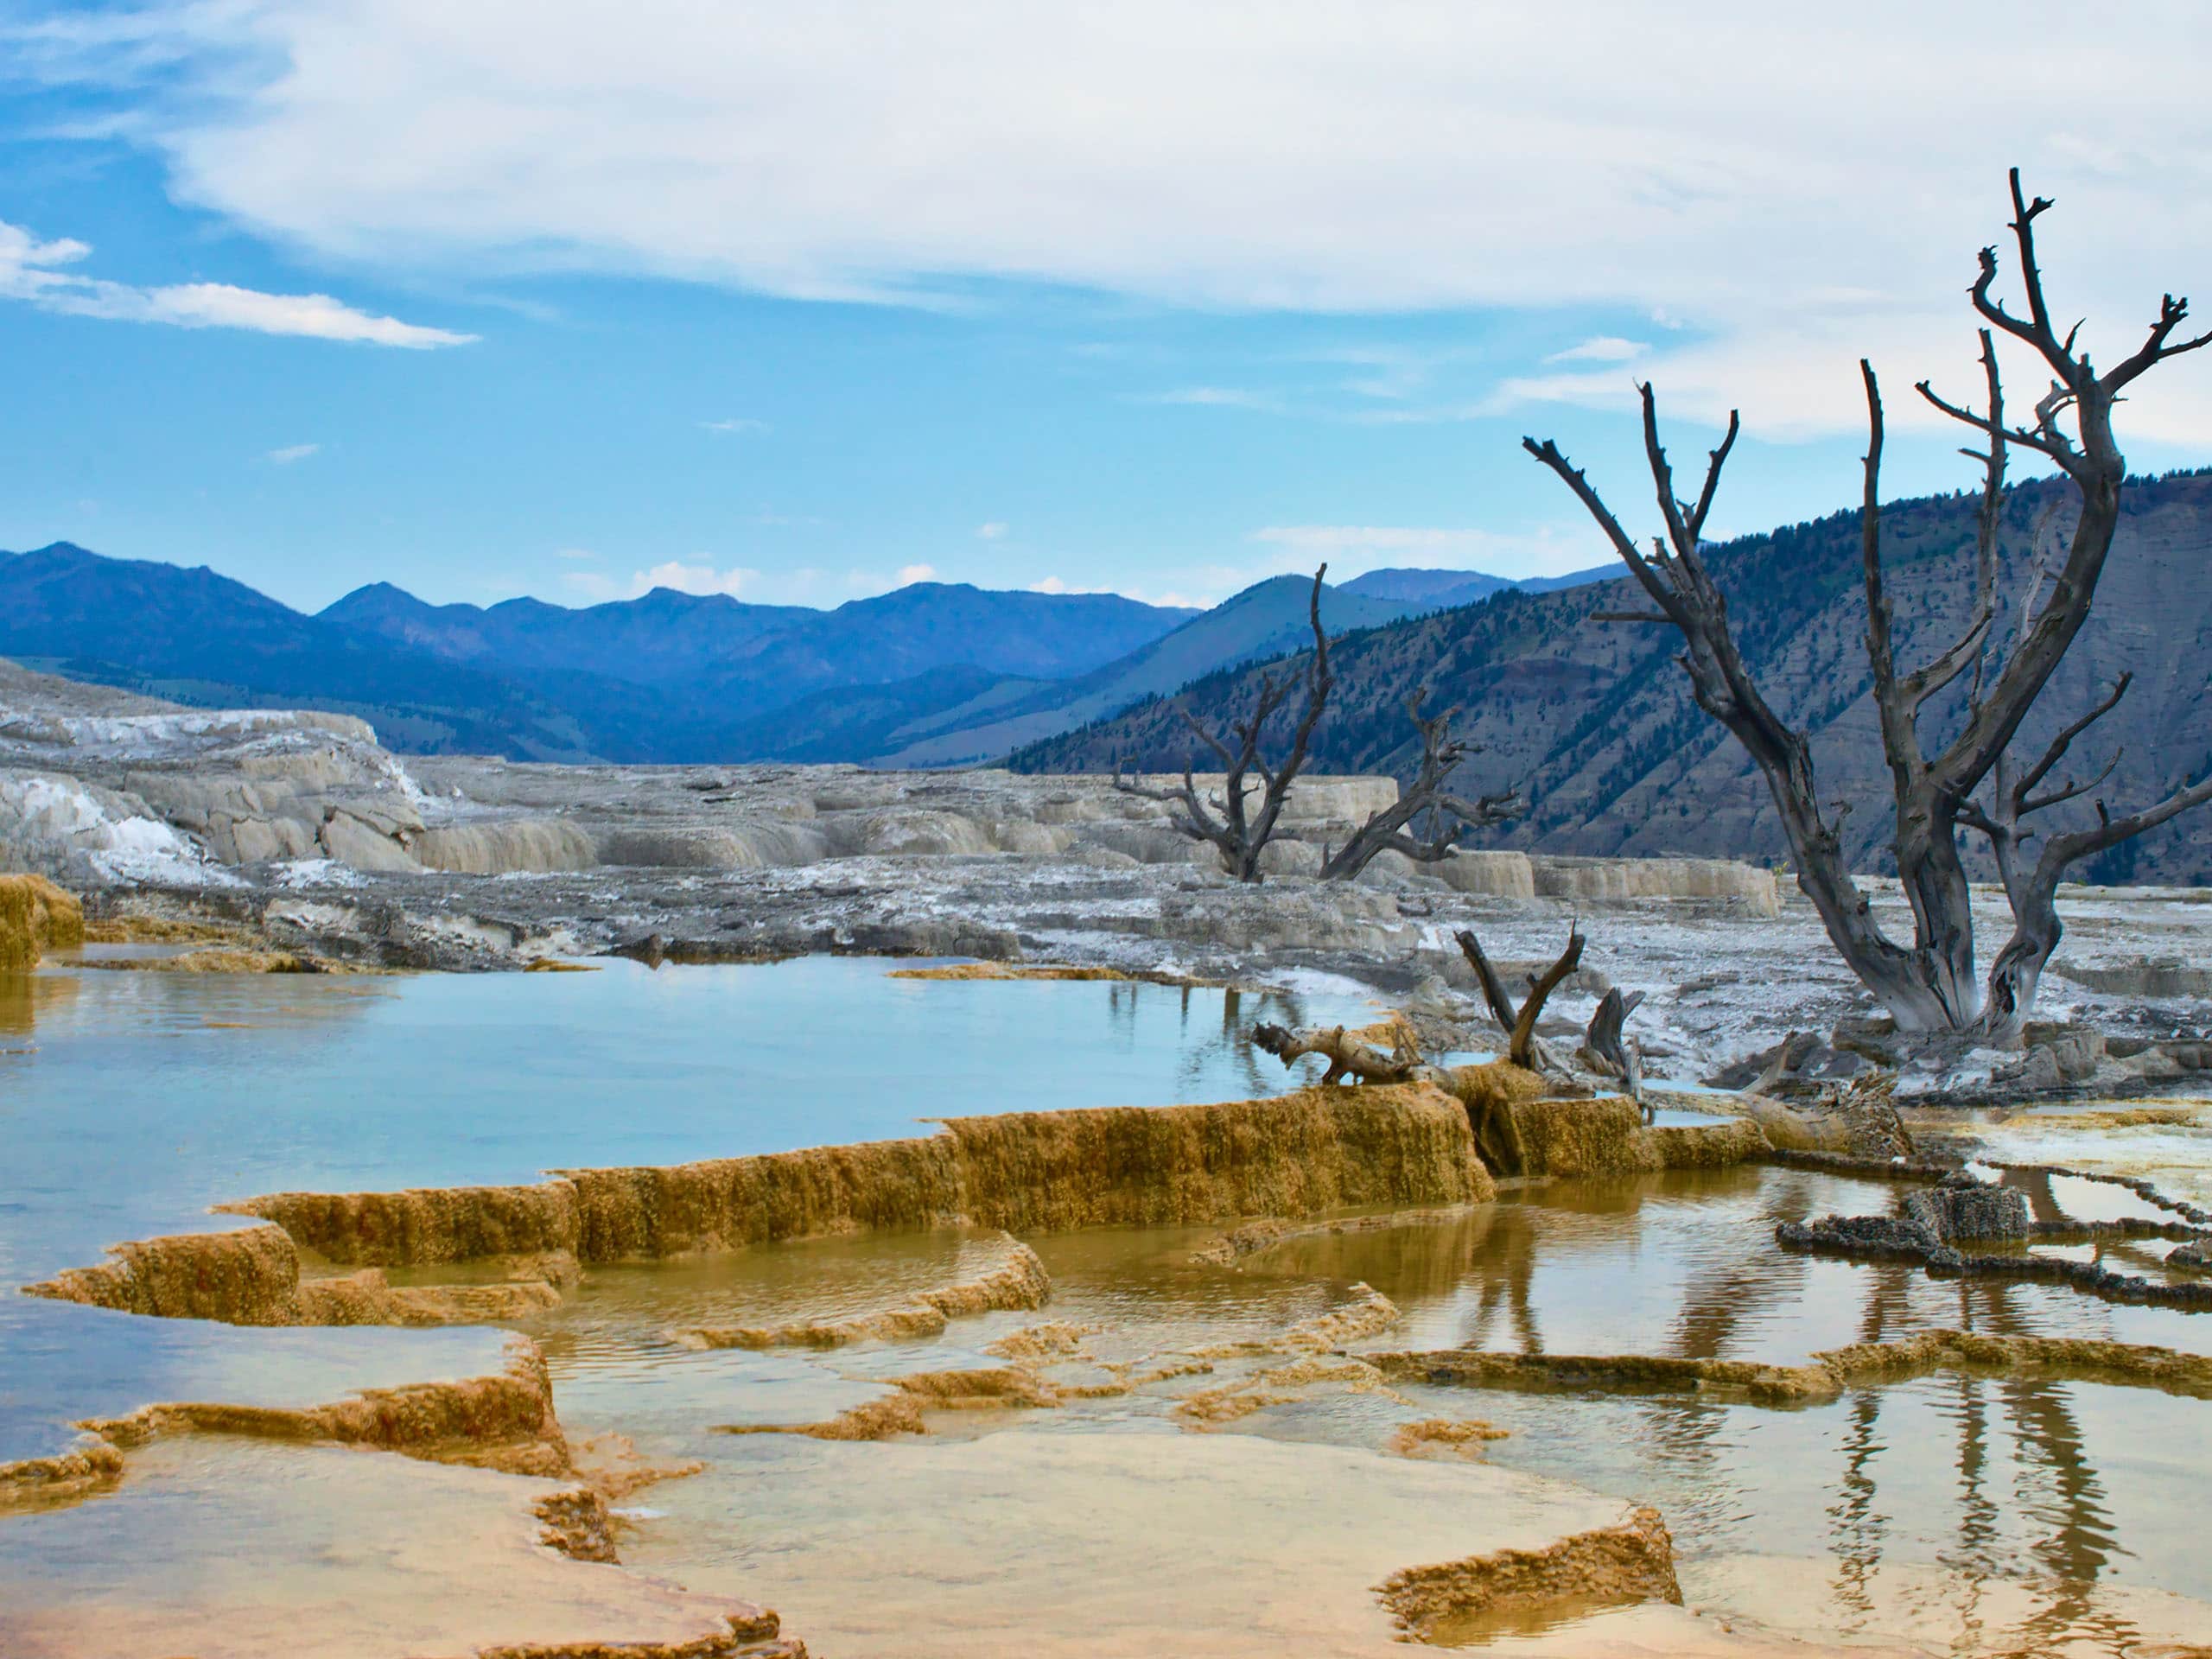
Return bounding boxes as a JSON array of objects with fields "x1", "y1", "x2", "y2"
[{"x1": 0, "y1": 969, "x2": 74, "y2": 1038}]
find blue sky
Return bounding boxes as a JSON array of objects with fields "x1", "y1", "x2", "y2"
[{"x1": 3, "y1": 3, "x2": 2209, "y2": 614}]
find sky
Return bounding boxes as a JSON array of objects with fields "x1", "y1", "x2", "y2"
[{"x1": 2, "y1": 3, "x2": 2209, "y2": 615}]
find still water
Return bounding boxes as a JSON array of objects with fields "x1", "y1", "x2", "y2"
[{"x1": 4, "y1": 956, "x2": 2211, "y2": 1656}]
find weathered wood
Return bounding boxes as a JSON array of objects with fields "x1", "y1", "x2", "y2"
[
  {"x1": 1454, "y1": 923, "x2": 1583, "y2": 1071},
  {"x1": 1452, "y1": 927, "x2": 1525, "y2": 1037},
  {"x1": 1581, "y1": 987, "x2": 1647, "y2": 1112},
  {"x1": 1250, "y1": 1021, "x2": 1427, "y2": 1086}
]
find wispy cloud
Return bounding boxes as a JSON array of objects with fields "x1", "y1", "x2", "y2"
[
  {"x1": 0, "y1": 219, "x2": 475, "y2": 347},
  {"x1": 264, "y1": 442, "x2": 319, "y2": 464},
  {"x1": 1544, "y1": 335, "x2": 1647, "y2": 365},
  {"x1": 700, "y1": 417, "x2": 767, "y2": 434},
  {"x1": 48, "y1": 7, "x2": 2212, "y2": 441},
  {"x1": 975, "y1": 521, "x2": 1007, "y2": 540},
  {"x1": 554, "y1": 547, "x2": 597, "y2": 561},
  {"x1": 1141, "y1": 386, "x2": 1288, "y2": 414},
  {"x1": 896, "y1": 563, "x2": 938, "y2": 584}
]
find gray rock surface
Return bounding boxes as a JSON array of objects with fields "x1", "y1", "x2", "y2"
[{"x1": 10, "y1": 659, "x2": 2212, "y2": 1089}]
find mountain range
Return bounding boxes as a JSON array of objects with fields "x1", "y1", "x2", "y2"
[
  {"x1": 0, "y1": 542, "x2": 1597, "y2": 765},
  {"x1": 1016, "y1": 469, "x2": 2212, "y2": 887}
]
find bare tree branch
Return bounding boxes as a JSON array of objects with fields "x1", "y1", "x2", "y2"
[
  {"x1": 1453, "y1": 924, "x2": 1585, "y2": 1071},
  {"x1": 1526, "y1": 169, "x2": 2212, "y2": 1039},
  {"x1": 1115, "y1": 567, "x2": 1335, "y2": 881},
  {"x1": 1319, "y1": 690, "x2": 1522, "y2": 880}
]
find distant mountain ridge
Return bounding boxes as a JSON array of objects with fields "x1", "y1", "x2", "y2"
[
  {"x1": 0, "y1": 540, "x2": 1627, "y2": 763},
  {"x1": 1338, "y1": 563, "x2": 1611, "y2": 608},
  {"x1": 1013, "y1": 470, "x2": 2212, "y2": 887}
]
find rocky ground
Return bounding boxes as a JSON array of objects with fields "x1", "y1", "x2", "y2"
[{"x1": 5, "y1": 658, "x2": 2210, "y2": 1095}]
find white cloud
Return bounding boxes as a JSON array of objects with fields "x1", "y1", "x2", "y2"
[
  {"x1": 1143, "y1": 386, "x2": 1288, "y2": 413},
  {"x1": 976, "y1": 521, "x2": 1007, "y2": 540},
  {"x1": 895, "y1": 563, "x2": 938, "y2": 585},
  {"x1": 264, "y1": 442, "x2": 319, "y2": 464},
  {"x1": 554, "y1": 546, "x2": 597, "y2": 561},
  {"x1": 1544, "y1": 336, "x2": 1646, "y2": 365},
  {"x1": 0, "y1": 218, "x2": 474, "y2": 347},
  {"x1": 29, "y1": 3, "x2": 2212, "y2": 439},
  {"x1": 700, "y1": 417, "x2": 767, "y2": 434}
]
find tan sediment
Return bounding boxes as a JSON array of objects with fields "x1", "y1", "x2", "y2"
[
  {"x1": 1504, "y1": 1095, "x2": 1769, "y2": 1178},
  {"x1": 944, "y1": 1084, "x2": 1492, "y2": 1234},
  {"x1": 1375, "y1": 1505, "x2": 1682, "y2": 1640},
  {"x1": 1388, "y1": 1417, "x2": 1510, "y2": 1459},
  {"x1": 2008, "y1": 1103, "x2": 2209, "y2": 1131},
  {"x1": 474, "y1": 1604, "x2": 795, "y2": 1659},
  {"x1": 1648, "y1": 1116, "x2": 1769, "y2": 1167},
  {"x1": 1187, "y1": 1282, "x2": 1404, "y2": 1361},
  {"x1": 221, "y1": 1183, "x2": 588, "y2": 1268},
  {"x1": 474, "y1": 1616, "x2": 797, "y2": 1659},
  {"x1": 1176, "y1": 1354, "x2": 1410, "y2": 1427},
  {"x1": 1446, "y1": 1060, "x2": 1548, "y2": 1116},
  {"x1": 83, "y1": 945, "x2": 378, "y2": 975},
  {"x1": 1370, "y1": 1328, "x2": 2212, "y2": 1406},
  {"x1": 0, "y1": 1439, "x2": 127, "y2": 1513},
  {"x1": 721, "y1": 1365, "x2": 1065, "y2": 1442},
  {"x1": 61, "y1": 1336, "x2": 570, "y2": 1480},
  {"x1": 44, "y1": 1086, "x2": 1495, "y2": 1335},
  {"x1": 524, "y1": 959, "x2": 601, "y2": 972},
  {"x1": 81, "y1": 911, "x2": 247, "y2": 944},
  {"x1": 0, "y1": 872, "x2": 83, "y2": 969},
  {"x1": 233, "y1": 1084, "x2": 1486, "y2": 1268},
  {"x1": 22, "y1": 1224, "x2": 572, "y2": 1329},
  {"x1": 568, "y1": 1432, "x2": 706, "y2": 1504},
  {"x1": 677, "y1": 1234, "x2": 1050, "y2": 1350},
  {"x1": 1285, "y1": 1281, "x2": 1402, "y2": 1349},
  {"x1": 1508, "y1": 1096, "x2": 1662, "y2": 1177},
  {"x1": 985, "y1": 1319, "x2": 1102, "y2": 1361},
  {"x1": 533, "y1": 1486, "x2": 622, "y2": 1563}
]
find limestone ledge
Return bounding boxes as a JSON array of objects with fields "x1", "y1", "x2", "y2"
[
  {"x1": 1370, "y1": 1328, "x2": 2212, "y2": 1406},
  {"x1": 22, "y1": 1087, "x2": 1767, "y2": 1333},
  {"x1": 1376, "y1": 1505, "x2": 1682, "y2": 1640},
  {"x1": 0, "y1": 1333, "x2": 565, "y2": 1512}
]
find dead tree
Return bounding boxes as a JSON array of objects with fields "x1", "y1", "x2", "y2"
[
  {"x1": 1116, "y1": 566, "x2": 1333, "y2": 882},
  {"x1": 1454, "y1": 923, "x2": 1584, "y2": 1071},
  {"x1": 1525, "y1": 170, "x2": 2212, "y2": 1043},
  {"x1": 1580, "y1": 988, "x2": 1648, "y2": 1113},
  {"x1": 1318, "y1": 690, "x2": 1523, "y2": 880}
]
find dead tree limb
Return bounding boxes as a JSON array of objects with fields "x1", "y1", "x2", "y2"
[
  {"x1": 1250, "y1": 1020, "x2": 1425, "y2": 1085},
  {"x1": 1454, "y1": 923, "x2": 1585, "y2": 1070},
  {"x1": 1526, "y1": 168, "x2": 2212, "y2": 1042},
  {"x1": 1115, "y1": 566, "x2": 1333, "y2": 882},
  {"x1": 1319, "y1": 690, "x2": 1522, "y2": 880}
]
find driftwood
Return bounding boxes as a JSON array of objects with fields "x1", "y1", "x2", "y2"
[
  {"x1": 1318, "y1": 690, "x2": 1522, "y2": 880},
  {"x1": 1524, "y1": 169, "x2": 2212, "y2": 1042},
  {"x1": 1454, "y1": 923, "x2": 1584, "y2": 1071},
  {"x1": 1116, "y1": 566, "x2": 1333, "y2": 883},
  {"x1": 1250, "y1": 1021, "x2": 1427, "y2": 1086}
]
